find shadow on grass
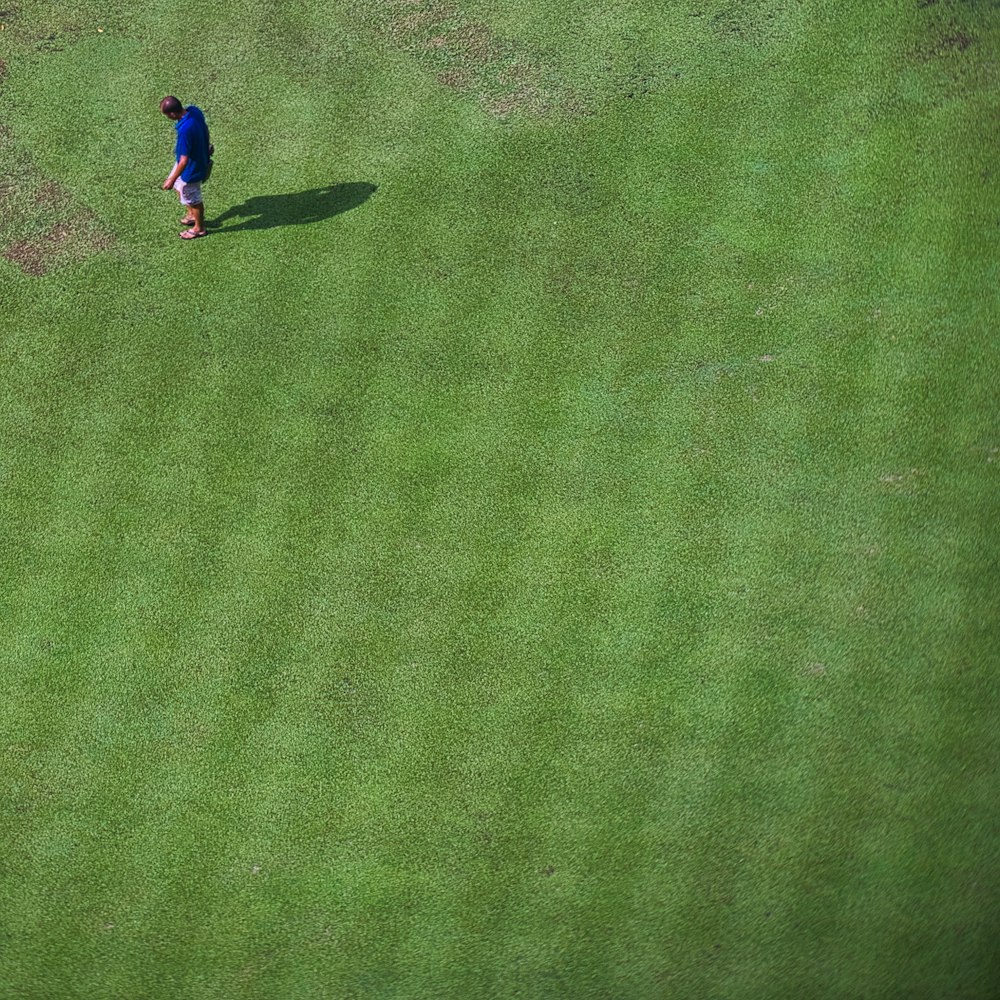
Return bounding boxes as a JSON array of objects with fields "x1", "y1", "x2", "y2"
[{"x1": 209, "y1": 182, "x2": 377, "y2": 233}]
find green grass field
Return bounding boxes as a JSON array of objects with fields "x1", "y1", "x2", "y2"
[{"x1": 1, "y1": 1, "x2": 999, "y2": 996}]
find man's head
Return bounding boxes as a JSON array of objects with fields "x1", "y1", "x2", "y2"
[{"x1": 160, "y1": 95, "x2": 185, "y2": 120}]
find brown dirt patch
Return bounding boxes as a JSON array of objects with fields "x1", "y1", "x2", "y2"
[
  {"x1": 484, "y1": 90, "x2": 537, "y2": 118},
  {"x1": 34, "y1": 179, "x2": 70, "y2": 209},
  {"x1": 912, "y1": 20, "x2": 978, "y2": 61},
  {"x1": 711, "y1": 3, "x2": 784, "y2": 44},
  {"x1": 437, "y1": 68, "x2": 472, "y2": 89},
  {"x1": 0, "y1": 53, "x2": 115, "y2": 275},
  {"x1": 0, "y1": 148, "x2": 116, "y2": 276},
  {"x1": 447, "y1": 23, "x2": 497, "y2": 63},
  {"x1": 388, "y1": 11, "x2": 439, "y2": 39},
  {"x1": 2, "y1": 212, "x2": 114, "y2": 276},
  {"x1": 941, "y1": 30, "x2": 975, "y2": 52},
  {"x1": 4, "y1": 222, "x2": 73, "y2": 276},
  {"x1": 351, "y1": 0, "x2": 582, "y2": 117},
  {"x1": 910, "y1": 0, "x2": 987, "y2": 71}
]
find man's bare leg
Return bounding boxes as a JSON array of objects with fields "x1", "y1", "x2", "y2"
[
  {"x1": 179, "y1": 189, "x2": 195, "y2": 225},
  {"x1": 180, "y1": 201, "x2": 207, "y2": 238},
  {"x1": 190, "y1": 201, "x2": 206, "y2": 235}
]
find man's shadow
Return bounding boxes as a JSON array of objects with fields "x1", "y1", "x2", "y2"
[{"x1": 209, "y1": 182, "x2": 377, "y2": 233}]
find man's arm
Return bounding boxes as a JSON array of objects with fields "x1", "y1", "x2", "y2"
[{"x1": 162, "y1": 154, "x2": 189, "y2": 191}]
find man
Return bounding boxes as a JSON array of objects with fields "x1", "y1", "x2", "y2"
[{"x1": 160, "y1": 95, "x2": 213, "y2": 240}]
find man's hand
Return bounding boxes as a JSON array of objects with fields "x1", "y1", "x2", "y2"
[{"x1": 162, "y1": 154, "x2": 189, "y2": 192}]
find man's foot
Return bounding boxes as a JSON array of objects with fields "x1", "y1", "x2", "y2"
[
  {"x1": 179, "y1": 229, "x2": 208, "y2": 239},
  {"x1": 180, "y1": 216, "x2": 196, "y2": 226}
]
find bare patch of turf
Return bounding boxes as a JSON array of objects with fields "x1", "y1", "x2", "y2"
[
  {"x1": 0, "y1": 49, "x2": 114, "y2": 274},
  {"x1": 0, "y1": 151, "x2": 115, "y2": 276},
  {"x1": 710, "y1": 1, "x2": 787, "y2": 45},
  {"x1": 34, "y1": 178, "x2": 70, "y2": 209},
  {"x1": 436, "y1": 67, "x2": 472, "y2": 90},
  {"x1": 908, "y1": 0, "x2": 998, "y2": 101},
  {"x1": 5, "y1": 220, "x2": 73, "y2": 276},
  {"x1": 350, "y1": 0, "x2": 584, "y2": 118},
  {"x1": 912, "y1": 20, "x2": 978, "y2": 59},
  {"x1": 2, "y1": 208, "x2": 114, "y2": 276}
]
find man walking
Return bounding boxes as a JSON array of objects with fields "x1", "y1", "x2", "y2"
[{"x1": 160, "y1": 96, "x2": 213, "y2": 240}]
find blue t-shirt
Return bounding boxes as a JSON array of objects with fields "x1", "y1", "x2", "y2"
[{"x1": 175, "y1": 106, "x2": 211, "y2": 183}]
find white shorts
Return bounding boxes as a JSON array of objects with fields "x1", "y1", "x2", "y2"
[{"x1": 173, "y1": 177, "x2": 203, "y2": 206}]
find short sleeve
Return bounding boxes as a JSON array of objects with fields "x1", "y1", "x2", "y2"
[{"x1": 176, "y1": 128, "x2": 190, "y2": 158}]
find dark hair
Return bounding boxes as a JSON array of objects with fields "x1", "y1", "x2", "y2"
[{"x1": 160, "y1": 95, "x2": 183, "y2": 116}]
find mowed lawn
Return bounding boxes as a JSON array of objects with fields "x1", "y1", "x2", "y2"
[{"x1": 1, "y1": 0, "x2": 998, "y2": 996}]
